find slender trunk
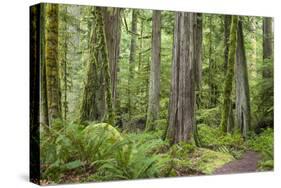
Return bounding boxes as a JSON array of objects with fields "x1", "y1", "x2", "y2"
[
  {"x1": 39, "y1": 4, "x2": 49, "y2": 127},
  {"x1": 103, "y1": 8, "x2": 121, "y2": 126},
  {"x1": 220, "y1": 16, "x2": 238, "y2": 133},
  {"x1": 45, "y1": 4, "x2": 62, "y2": 125},
  {"x1": 208, "y1": 16, "x2": 217, "y2": 107},
  {"x1": 166, "y1": 12, "x2": 195, "y2": 144},
  {"x1": 103, "y1": 8, "x2": 121, "y2": 110},
  {"x1": 193, "y1": 13, "x2": 203, "y2": 146},
  {"x1": 224, "y1": 15, "x2": 231, "y2": 73},
  {"x1": 262, "y1": 17, "x2": 273, "y2": 78},
  {"x1": 127, "y1": 10, "x2": 138, "y2": 121},
  {"x1": 146, "y1": 10, "x2": 161, "y2": 131},
  {"x1": 236, "y1": 19, "x2": 251, "y2": 139}
]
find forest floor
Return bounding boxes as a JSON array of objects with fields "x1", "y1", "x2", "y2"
[{"x1": 213, "y1": 151, "x2": 261, "y2": 174}]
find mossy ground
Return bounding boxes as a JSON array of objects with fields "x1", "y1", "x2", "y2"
[{"x1": 190, "y1": 148, "x2": 234, "y2": 174}]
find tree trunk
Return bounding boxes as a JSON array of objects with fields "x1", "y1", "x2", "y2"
[
  {"x1": 39, "y1": 4, "x2": 49, "y2": 127},
  {"x1": 262, "y1": 17, "x2": 273, "y2": 78},
  {"x1": 224, "y1": 15, "x2": 234, "y2": 133},
  {"x1": 220, "y1": 16, "x2": 238, "y2": 133},
  {"x1": 224, "y1": 15, "x2": 231, "y2": 73},
  {"x1": 193, "y1": 13, "x2": 203, "y2": 146},
  {"x1": 146, "y1": 10, "x2": 161, "y2": 131},
  {"x1": 166, "y1": 12, "x2": 195, "y2": 144},
  {"x1": 45, "y1": 4, "x2": 62, "y2": 125},
  {"x1": 236, "y1": 19, "x2": 251, "y2": 139},
  {"x1": 103, "y1": 8, "x2": 121, "y2": 110},
  {"x1": 80, "y1": 7, "x2": 114, "y2": 125},
  {"x1": 127, "y1": 10, "x2": 138, "y2": 121},
  {"x1": 103, "y1": 8, "x2": 122, "y2": 126}
]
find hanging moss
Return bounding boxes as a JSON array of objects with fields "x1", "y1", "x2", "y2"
[{"x1": 220, "y1": 16, "x2": 238, "y2": 133}]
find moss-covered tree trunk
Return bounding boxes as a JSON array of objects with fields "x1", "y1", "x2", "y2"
[
  {"x1": 193, "y1": 13, "x2": 203, "y2": 146},
  {"x1": 39, "y1": 4, "x2": 49, "y2": 127},
  {"x1": 262, "y1": 17, "x2": 273, "y2": 78},
  {"x1": 127, "y1": 10, "x2": 138, "y2": 121},
  {"x1": 166, "y1": 12, "x2": 195, "y2": 144},
  {"x1": 223, "y1": 15, "x2": 235, "y2": 133},
  {"x1": 103, "y1": 8, "x2": 121, "y2": 112},
  {"x1": 224, "y1": 15, "x2": 231, "y2": 73},
  {"x1": 146, "y1": 10, "x2": 161, "y2": 131},
  {"x1": 45, "y1": 4, "x2": 62, "y2": 125},
  {"x1": 220, "y1": 16, "x2": 238, "y2": 133},
  {"x1": 236, "y1": 19, "x2": 251, "y2": 138},
  {"x1": 80, "y1": 7, "x2": 114, "y2": 125},
  {"x1": 206, "y1": 16, "x2": 219, "y2": 108}
]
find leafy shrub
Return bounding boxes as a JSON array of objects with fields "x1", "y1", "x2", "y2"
[
  {"x1": 198, "y1": 124, "x2": 244, "y2": 149},
  {"x1": 246, "y1": 128, "x2": 274, "y2": 170},
  {"x1": 196, "y1": 107, "x2": 220, "y2": 127},
  {"x1": 40, "y1": 122, "x2": 123, "y2": 181},
  {"x1": 89, "y1": 139, "x2": 165, "y2": 181}
]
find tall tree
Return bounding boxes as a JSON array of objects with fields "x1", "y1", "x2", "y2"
[
  {"x1": 166, "y1": 12, "x2": 195, "y2": 144},
  {"x1": 103, "y1": 8, "x2": 122, "y2": 126},
  {"x1": 80, "y1": 7, "x2": 114, "y2": 124},
  {"x1": 224, "y1": 15, "x2": 231, "y2": 72},
  {"x1": 223, "y1": 15, "x2": 235, "y2": 133},
  {"x1": 45, "y1": 4, "x2": 62, "y2": 125},
  {"x1": 194, "y1": 13, "x2": 203, "y2": 89},
  {"x1": 59, "y1": 5, "x2": 69, "y2": 122},
  {"x1": 103, "y1": 8, "x2": 121, "y2": 110},
  {"x1": 40, "y1": 4, "x2": 49, "y2": 127},
  {"x1": 193, "y1": 13, "x2": 203, "y2": 146},
  {"x1": 259, "y1": 17, "x2": 274, "y2": 125},
  {"x1": 262, "y1": 17, "x2": 273, "y2": 78},
  {"x1": 236, "y1": 19, "x2": 251, "y2": 138},
  {"x1": 220, "y1": 16, "x2": 238, "y2": 133},
  {"x1": 127, "y1": 10, "x2": 138, "y2": 121},
  {"x1": 146, "y1": 10, "x2": 161, "y2": 131}
]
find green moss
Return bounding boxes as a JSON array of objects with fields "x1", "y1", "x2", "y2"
[
  {"x1": 191, "y1": 148, "x2": 234, "y2": 174},
  {"x1": 220, "y1": 16, "x2": 238, "y2": 133},
  {"x1": 83, "y1": 123, "x2": 123, "y2": 144}
]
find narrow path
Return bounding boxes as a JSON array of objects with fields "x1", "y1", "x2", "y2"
[{"x1": 214, "y1": 151, "x2": 261, "y2": 174}]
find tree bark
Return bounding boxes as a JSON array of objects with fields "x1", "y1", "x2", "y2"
[
  {"x1": 262, "y1": 17, "x2": 273, "y2": 78},
  {"x1": 194, "y1": 13, "x2": 202, "y2": 89},
  {"x1": 45, "y1": 4, "x2": 62, "y2": 125},
  {"x1": 224, "y1": 15, "x2": 231, "y2": 73},
  {"x1": 127, "y1": 10, "x2": 138, "y2": 121},
  {"x1": 103, "y1": 8, "x2": 121, "y2": 110},
  {"x1": 236, "y1": 19, "x2": 251, "y2": 138},
  {"x1": 166, "y1": 12, "x2": 195, "y2": 144},
  {"x1": 193, "y1": 13, "x2": 203, "y2": 146},
  {"x1": 220, "y1": 16, "x2": 238, "y2": 133},
  {"x1": 80, "y1": 7, "x2": 114, "y2": 125},
  {"x1": 39, "y1": 4, "x2": 49, "y2": 127},
  {"x1": 146, "y1": 10, "x2": 161, "y2": 131}
]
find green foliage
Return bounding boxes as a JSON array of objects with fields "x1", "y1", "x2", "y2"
[
  {"x1": 246, "y1": 128, "x2": 274, "y2": 170},
  {"x1": 190, "y1": 148, "x2": 234, "y2": 174},
  {"x1": 89, "y1": 140, "x2": 162, "y2": 181},
  {"x1": 40, "y1": 122, "x2": 123, "y2": 181},
  {"x1": 198, "y1": 124, "x2": 244, "y2": 149},
  {"x1": 196, "y1": 107, "x2": 220, "y2": 127},
  {"x1": 198, "y1": 124, "x2": 245, "y2": 159}
]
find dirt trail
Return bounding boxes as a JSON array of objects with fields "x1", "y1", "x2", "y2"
[{"x1": 214, "y1": 151, "x2": 261, "y2": 174}]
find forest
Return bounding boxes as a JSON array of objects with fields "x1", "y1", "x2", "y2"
[{"x1": 30, "y1": 3, "x2": 274, "y2": 185}]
